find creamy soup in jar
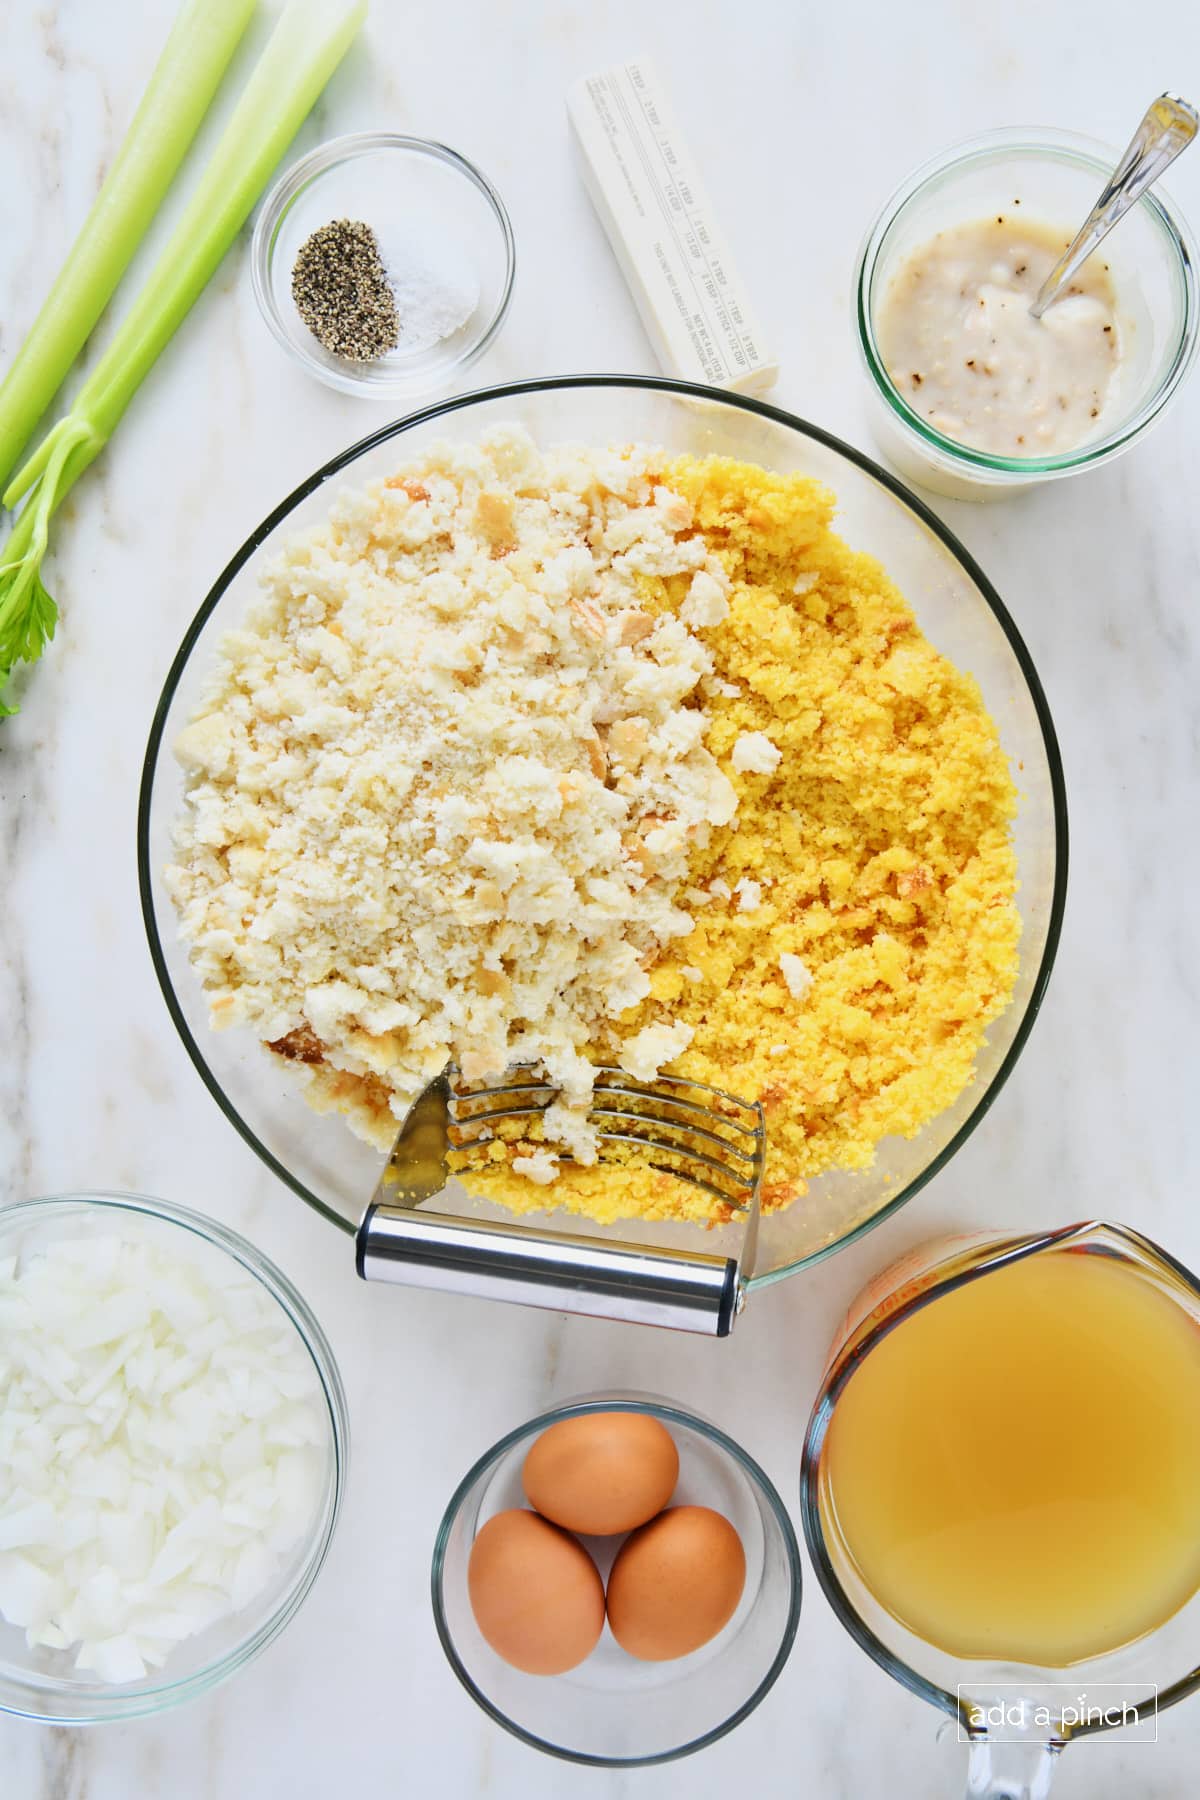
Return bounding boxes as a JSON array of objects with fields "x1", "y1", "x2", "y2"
[{"x1": 877, "y1": 214, "x2": 1122, "y2": 457}]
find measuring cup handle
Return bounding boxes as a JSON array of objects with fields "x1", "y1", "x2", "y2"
[
  {"x1": 965, "y1": 1736, "x2": 1061, "y2": 1800},
  {"x1": 356, "y1": 1202, "x2": 743, "y2": 1334}
]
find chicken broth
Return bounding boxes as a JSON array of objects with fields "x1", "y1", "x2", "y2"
[{"x1": 818, "y1": 1247, "x2": 1200, "y2": 1666}]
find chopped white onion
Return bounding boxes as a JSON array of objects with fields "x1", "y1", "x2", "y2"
[{"x1": 0, "y1": 1225, "x2": 328, "y2": 1683}]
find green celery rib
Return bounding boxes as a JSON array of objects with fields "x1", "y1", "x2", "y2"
[
  {"x1": 5, "y1": 0, "x2": 367, "y2": 511},
  {"x1": 0, "y1": 0, "x2": 257, "y2": 492},
  {"x1": 0, "y1": 0, "x2": 367, "y2": 714}
]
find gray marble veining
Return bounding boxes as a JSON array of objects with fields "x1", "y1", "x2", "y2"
[{"x1": 2, "y1": 1, "x2": 1199, "y2": 1795}]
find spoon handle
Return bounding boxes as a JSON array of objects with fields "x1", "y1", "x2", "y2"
[{"x1": 1029, "y1": 94, "x2": 1198, "y2": 318}]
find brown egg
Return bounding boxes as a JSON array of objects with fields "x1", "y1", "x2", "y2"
[
  {"x1": 467, "y1": 1509, "x2": 605, "y2": 1675},
  {"x1": 522, "y1": 1412, "x2": 679, "y2": 1536},
  {"x1": 606, "y1": 1505, "x2": 746, "y2": 1661}
]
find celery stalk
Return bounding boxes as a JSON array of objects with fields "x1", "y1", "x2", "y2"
[
  {"x1": 0, "y1": 0, "x2": 367, "y2": 715},
  {"x1": 0, "y1": 0, "x2": 257, "y2": 492}
]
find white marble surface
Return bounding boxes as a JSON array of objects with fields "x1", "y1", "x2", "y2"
[{"x1": 3, "y1": 1, "x2": 1200, "y2": 1794}]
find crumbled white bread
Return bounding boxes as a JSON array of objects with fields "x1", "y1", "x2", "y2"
[
  {"x1": 735, "y1": 877, "x2": 763, "y2": 912},
  {"x1": 731, "y1": 731, "x2": 782, "y2": 775},
  {"x1": 540, "y1": 1099, "x2": 599, "y2": 1167},
  {"x1": 793, "y1": 570, "x2": 819, "y2": 594},
  {"x1": 780, "y1": 953, "x2": 813, "y2": 1000},
  {"x1": 511, "y1": 1150, "x2": 560, "y2": 1185},
  {"x1": 618, "y1": 1019, "x2": 695, "y2": 1082},
  {"x1": 708, "y1": 878, "x2": 732, "y2": 901},
  {"x1": 166, "y1": 429, "x2": 738, "y2": 1162},
  {"x1": 679, "y1": 567, "x2": 730, "y2": 629}
]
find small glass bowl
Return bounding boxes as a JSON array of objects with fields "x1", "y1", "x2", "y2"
[
  {"x1": 431, "y1": 1391, "x2": 801, "y2": 1766},
  {"x1": 251, "y1": 132, "x2": 515, "y2": 399},
  {"x1": 856, "y1": 128, "x2": 1199, "y2": 499},
  {"x1": 0, "y1": 1192, "x2": 348, "y2": 1724}
]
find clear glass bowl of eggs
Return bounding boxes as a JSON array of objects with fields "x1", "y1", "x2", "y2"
[{"x1": 431, "y1": 1392, "x2": 801, "y2": 1765}]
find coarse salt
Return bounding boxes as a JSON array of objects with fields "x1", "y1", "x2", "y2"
[{"x1": 371, "y1": 209, "x2": 480, "y2": 355}]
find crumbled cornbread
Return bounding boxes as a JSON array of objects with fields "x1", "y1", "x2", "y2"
[
  {"x1": 466, "y1": 452, "x2": 1020, "y2": 1224},
  {"x1": 168, "y1": 434, "x2": 1019, "y2": 1228}
]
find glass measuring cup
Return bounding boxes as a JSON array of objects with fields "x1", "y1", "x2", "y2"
[{"x1": 800, "y1": 1222, "x2": 1200, "y2": 1798}]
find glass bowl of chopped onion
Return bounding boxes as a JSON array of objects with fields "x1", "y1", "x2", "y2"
[
  {"x1": 0, "y1": 1191, "x2": 347, "y2": 1723},
  {"x1": 139, "y1": 375, "x2": 1067, "y2": 1308}
]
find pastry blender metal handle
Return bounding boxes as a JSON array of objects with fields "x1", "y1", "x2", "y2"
[{"x1": 357, "y1": 1204, "x2": 746, "y2": 1334}]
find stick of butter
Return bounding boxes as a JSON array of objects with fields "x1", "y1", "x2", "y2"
[{"x1": 567, "y1": 56, "x2": 779, "y2": 395}]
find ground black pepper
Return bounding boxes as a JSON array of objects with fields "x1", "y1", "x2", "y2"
[{"x1": 291, "y1": 219, "x2": 399, "y2": 362}]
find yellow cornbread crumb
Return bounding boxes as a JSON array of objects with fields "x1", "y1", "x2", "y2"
[{"x1": 461, "y1": 454, "x2": 1020, "y2": 1224}]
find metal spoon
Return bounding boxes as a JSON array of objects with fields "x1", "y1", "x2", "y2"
[{"x1": 1029, "y1": 94, "x2": 1198, "y2": 319}]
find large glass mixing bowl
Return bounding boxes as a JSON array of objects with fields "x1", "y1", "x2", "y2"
[{"x1": 138, "y1": 376, "x2": 1067, "y2": 1292}]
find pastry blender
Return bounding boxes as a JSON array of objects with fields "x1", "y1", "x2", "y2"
[{"x1": 356, "y1": 1066, "x2": 764, "y2": 1335}]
